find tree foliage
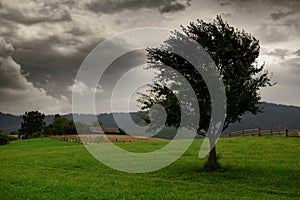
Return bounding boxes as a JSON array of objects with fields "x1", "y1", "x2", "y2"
[
  {"x1": 18, "y1": 111, "x2": 46, "y2": 139},
  {"x1": 0, "y1": 132, "x2": 9, "y2": 145},
  {"x1": 43, "y1": 114, "x2": 77, "y2": 135},
  {"x1": 138, "y1": 16, "x2": 272, "y2": 170},
  {"x1": 139, "y1": 15, "x2": 272, "y2": 133}
]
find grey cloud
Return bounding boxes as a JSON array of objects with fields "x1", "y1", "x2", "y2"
[
  {"x1": 270, "y1": 11, "x2": 296, "y2": 21},
  {"x1": 280, "y1": 18, "x2": 300, "y2": 31},
  {"x1": 217, "y1": 0, "x2": 300, "y2": 7},
  {"x1": 217, "y1": 0, "x2": 300, "y2": 14},
  {"x1": 0, "y1": 3, "x2": 72, "y2": 25},
  {"x1": 66, "y1": 26, "x2": 91, "y2": 36},
  {"x1": 256, "y1": 23, "x2": 290, "y2": 44},
  {"x1": 265, "y1": 0, "x2": 300, "y2": 10},
  {"x1": 86, "y1": 0, "x2": 191, "y2": 14},
  {"x1": 265, "y1": 49, "x2": 290, "y2": 59},
  {"x1": 11, "y1": 35, "x2": 101, "y2": 98},
  {"x1": 221, "y1": 13, "x2": 232, "y2": 18},
  {"x1": 294, "y1": 49, "x2": 300, "y2": 56},
  {"x1": 95, "y1": 50, "x2": 151, "y2": 113},
  {"x1": 99, "y1": 49, "x2": 147, "y2": 92},
  {"x1": 285, "y1": 57, "x2": 300, "y2": 70},
  {"x1": 267, "y1": 18, "x2": 300, "y2": 41},
  {"x1": 159, "y1": 3, "x2": 186, "y2": 13},
  {"x1": 68, "y1": 38, "x2": 150, "y2": 113},
  {"x1": 0, "y1": 38, "x2": 14, "y2": 58},
  {"x1": 0, "y1": 19, "x2": 18, "y2": 39},
  {"x1": 0, "y1": 37, "x2": 71, "y2": 114},
  {"x1": 220, "y1": 2, "x2": 231, "y2": 6}
]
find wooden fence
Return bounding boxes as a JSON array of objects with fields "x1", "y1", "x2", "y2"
[
  {"x1": 50, "y1": 135, "x2": 82, "y2": 143},
  {"x1": 225, "y1": 128, "x2": 300, "y2": 138},
  {"x1": 49, "y1": 129, "x2": 299, "y2": 143}
]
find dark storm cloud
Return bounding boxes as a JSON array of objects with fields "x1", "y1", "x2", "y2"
[
  {"x1": 0, "y1": 37, "x2": 71, "y2": 114},
  {"x1": 265, "y1": 49, "x2": 290, "y2": 59},
  {"x1": 11, "y1": 36, "x2": 102, "y2": 98},
  {"x1": 0, "y1": 2, "x2": 72, "y2": 25},
  {"x1": 10, "y1": 34, "x2": 148, "y2": 101},
  {"x1": 86, "y1": 0, "x2": 191, "y2": 14}
]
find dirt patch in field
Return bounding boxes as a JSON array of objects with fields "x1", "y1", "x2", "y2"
[{"x1": 50, "y1": 134, "x2": 168, "y2": 143}]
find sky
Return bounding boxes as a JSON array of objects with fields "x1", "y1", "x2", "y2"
[{"x1": 0, "y1": 0, "x2": 299, "y2": 114}]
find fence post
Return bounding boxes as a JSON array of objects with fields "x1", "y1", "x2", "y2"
[
  {"x1": 270, "y1": 129, "x2": 273, "y2": 136},
  {"x1": 285, "y1": 128, "x2": 289, "y2": 137},
  {"x1": 258, "y1": 128, "x2": 261, "y2": 136},
  {"x1": 229, "y1": 132, "x2": 231, "y2": 137},
  {"x1": 241, "y1": 130, "x2": 244, "y2": 137}
]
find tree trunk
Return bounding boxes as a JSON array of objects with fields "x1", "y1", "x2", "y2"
[
  {"x1": 203, "y1": 138, "x2": 222, "y2": 171},
  {"x1": 208, "y1": 145, "x2": 217, "y2": 164}
]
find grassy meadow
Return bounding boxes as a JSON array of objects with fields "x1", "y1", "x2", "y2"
[{"x1": 0, "y1": 136, "x2": 299, "y2": 199}]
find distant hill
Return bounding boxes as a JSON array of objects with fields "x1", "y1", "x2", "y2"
[
  {"x1": 225, "y1": 102, "x2": 300, "y2": 132},
  {"x1": 0, "y1": 112, "x2": 22, "y2": 133},
  {"x1": 0, "y1": 112, "x2": 146, "y2": 133},
  {"x1": 1, "y1": 102, "x2": 300, "y2": 134}
]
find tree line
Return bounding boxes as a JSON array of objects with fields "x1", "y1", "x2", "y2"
[{"x1": 17, "y1": 111, "x2": 95, "y2": 139}]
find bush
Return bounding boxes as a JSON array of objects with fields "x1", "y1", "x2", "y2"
[
  {"x1": 0, "y1": 133, "x2": 10, "y2": 145},
  {"x1": 28, "y1": 132, "x2": 41, "y2": 139}
]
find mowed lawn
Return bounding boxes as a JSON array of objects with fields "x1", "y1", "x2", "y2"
[{"x1": 0, "y1": 137, "x2": 299, "y2": 199}]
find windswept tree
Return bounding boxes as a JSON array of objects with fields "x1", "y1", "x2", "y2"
[
  {"x1": 18, "y1": 111, "x2": 46, "y2": 139},
  {"x1": 138, "y1": 16, "x2": 272, "y2": 171}
]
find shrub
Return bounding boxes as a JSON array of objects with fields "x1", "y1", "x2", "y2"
[
  {"x1": 0, "y1": 132, "x2": 10, "y2": 145},
  {"x1": 28, "y1": 132, "x2": 41, "y2": 139}
]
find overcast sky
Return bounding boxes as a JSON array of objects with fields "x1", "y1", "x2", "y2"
[{"x1": 0, "y1": 0, "x2": 299, "y2": 114}]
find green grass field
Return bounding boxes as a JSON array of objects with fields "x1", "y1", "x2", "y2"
[{"x1": 0, "y1": 137, "x2": 299, "y2": 199}]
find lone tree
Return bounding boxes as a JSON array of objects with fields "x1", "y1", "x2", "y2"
[
  {"x1": 18, "y1": 111, "x2": 46, "y2": 139},
  {"x1": 138, "y1": 16, "x2": 272, "y2": 171}
]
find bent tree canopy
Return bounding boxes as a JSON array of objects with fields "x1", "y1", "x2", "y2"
[{"x1": 137, "y1": 16, "x2": 272, "y2": 170}]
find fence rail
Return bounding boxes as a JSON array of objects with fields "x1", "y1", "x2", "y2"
[
  {"x1": 48, "y1": 129, "x2": 300, "y2": 143},
  {"x1": 225, "y1": 128, "x2": 300, "y2": 138}
]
